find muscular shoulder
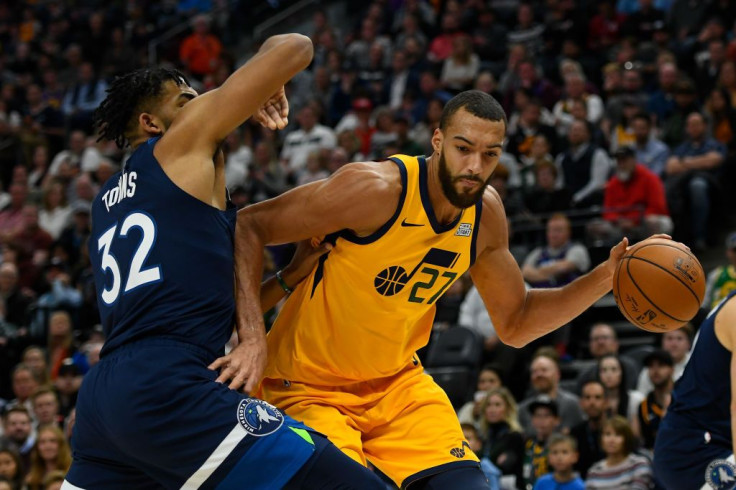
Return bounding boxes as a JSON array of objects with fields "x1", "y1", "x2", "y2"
[{"x1": 322, "y1": 160, "x2": 403, "y2": 236}]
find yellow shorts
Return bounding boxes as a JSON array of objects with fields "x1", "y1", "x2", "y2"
[{"x1": 260, "y1": 364, "x2": 479, "y2": 488}]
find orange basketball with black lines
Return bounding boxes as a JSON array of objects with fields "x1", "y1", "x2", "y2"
[{"x1": 612, "y1": 238, "x2": 705, "y2": 332}]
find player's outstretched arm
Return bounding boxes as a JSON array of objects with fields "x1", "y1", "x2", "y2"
[
  {"x1": 210, "y1": 162, "x2": 401, "y2": 392},
  {"x1": 158, "y1": 34, "x2": 313, "y2": 159},
  {"x1": 470, "y1": 187, "x2": 628, "y2": 348}
]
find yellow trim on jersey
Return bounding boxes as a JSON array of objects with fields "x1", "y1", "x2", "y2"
[{"x1": 264, "y1": 155, "x2": 482, "y2": 386}]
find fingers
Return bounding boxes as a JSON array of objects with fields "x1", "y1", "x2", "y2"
[{"x1": 208, "y1": 356, "x2": 228, "y2": 371}]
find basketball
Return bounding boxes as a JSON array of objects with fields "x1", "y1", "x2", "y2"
[{"x1": 613, "y1": 238, "x2": 706, "y2": 333}]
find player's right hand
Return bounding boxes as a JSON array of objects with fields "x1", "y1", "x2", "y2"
[
  {"x1": 208, "y1": 332, "x2": 267, "y2": 393},
  {"x1": 253, "y1": 86, "x2": 289, "y2": 130}
]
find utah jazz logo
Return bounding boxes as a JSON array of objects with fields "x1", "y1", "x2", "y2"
[
  {"x1": 374, "y1": 248, "x2": 460, "y2": 304},
  {"x1": 237, "y1": 398, "x2": 284, "y2": 437},
  {"x1": 450, "y1": 441, "x2": 472, "y2": 458}
]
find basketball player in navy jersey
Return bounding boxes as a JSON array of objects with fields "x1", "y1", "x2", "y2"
[
  {"x1": 62, "y1": 34, "x2": 384, "y2": 489},
  {"x1": 654, "y1": 292, "x2": 736, "y2": 490}
]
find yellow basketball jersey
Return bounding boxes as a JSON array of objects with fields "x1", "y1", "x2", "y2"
[{"x1": 265, "y1": 155, "x2": 481, "y2": 385}]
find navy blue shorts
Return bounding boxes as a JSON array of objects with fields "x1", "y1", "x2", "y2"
[
  {"x1": 654, "y1": 418, "x2": 731, "y2": 490},
  {"x1": 64, "y1": 339, "x2": 316, "y2": 489}
]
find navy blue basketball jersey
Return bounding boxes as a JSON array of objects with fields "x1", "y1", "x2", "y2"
[
  {"x1": 667, "y1": 291, "x2": 736, "y2": 440},
  {"x1": 89, "y1": 137, "x2": 237, "y2": 358}
]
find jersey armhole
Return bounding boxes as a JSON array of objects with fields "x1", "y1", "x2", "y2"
[
  {"x1": 469, "y1": 198, "x2": 483, "y2": 267},
  {"x1": 338, "y1": 157, "x2": 408, "y2": 245}
]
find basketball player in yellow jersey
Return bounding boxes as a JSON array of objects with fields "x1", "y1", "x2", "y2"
[{"x1": 214, "y1": 91, "x2": 667, "y2": 489}]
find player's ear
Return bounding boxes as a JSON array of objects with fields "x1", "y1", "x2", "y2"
[
  {"x1": 431, "y1": 128, "x2": 443, "y2": 153},
  {"x1": 139, "y1": 113, "x2": 163, "y2": 136}
]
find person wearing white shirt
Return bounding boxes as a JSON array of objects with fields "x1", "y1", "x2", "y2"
[
  {"x1": 38, "y1": 182, "x2": 71, "y2": 240},
  {"x1": 635, "y1": 325, "x2": 693, "y2": 395},
  {"x1": 280, "y1": 106, "x2": 336, "y2": 175},
  {"x1": 553, "y1": 73, "x2": 604, "y2": 137}
]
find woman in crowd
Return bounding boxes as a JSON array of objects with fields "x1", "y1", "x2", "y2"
[
  {"x1": 479, "y1": 387, "x2": 525, "y2": 489},
  {"x1": 457, "y1": 364, "x2": 504, "y2": 427},
  {"x1": 38, "y1": 181, "x2": 71, "y2": 241},
  {"x1": 25, "y1": 425, "x2": 72, "y2": 490},
  {"x1": 0, "y1": 446, "x2": 24, "y2": 490},
  {"x1": 598, "y1": 354, "x2": 644, "y2": 429},
  {"x1": 586, "y1": 415, "x2": 652, "y2": 489}
]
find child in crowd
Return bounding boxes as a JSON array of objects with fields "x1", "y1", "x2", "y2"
[
  {"x1": 524, "y1": 395, "x2": 560, "y2": 488},
  {"x1": 533, "y1": 434, "x2": 584, "y2": 490}
]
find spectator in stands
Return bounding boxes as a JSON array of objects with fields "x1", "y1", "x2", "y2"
[
  {"x1": 471, "y1": 8, "x2": 508, "y2": 75},
  {"x1": 695, "y1": 38, "x2": 727, "y2": 97},
  {"x1": 440, "y1": 34, "x2": 479, "y2": 94},
  {"x1": 597, "y1": 354, "x2": 644, "y2": 427},
  {"x1": 385, "y1": 50, "x2": 418, "y2": 112},
  {"x1": 0, "y1": 446, "x2": 24, "y2": 490},
  {"x1": 297, "y1": 151, "x2": 329, "y2": 187},
  {"x1": 28, "y1": 146, "x2": 49, "y2": 192},
  {"x1": 0, "y1": 183, "x2": 29, "y2": 244},
  {"x1": 0, "y1": 263, "x2": 32, "y2": 328},
  {"x1": 506, "y1": 98, "x2": 558, "y2": 162},
  {"x1": 461, "y1": 423, "x2": 502, "y2": 490},
  {"x1": 478, "y1": 387, "x2": 525, "y2": 489},
  {"x1": 43, "y1": 471, "x2": 66, "y2": 490},
  {"x1": 56, "y1": 201, "x2": 91, "y2": 267},
  {"x1": 518, "y1": 352, "x2": 583, "y2": 434},
  {"x1": 21, "y1": 347, "x2": 49, "y2": 387},
  {"x1": 489, "y1": 163, "x2": 526, "y2": 219},
  {"x1": 0, "y1": 406, "x2": 35, "y2": 470},
  {"x1": 247, "y1": 141, "x2": 288, "y2": 203},
  {"x1": 570, "y1": 380, "x2": 607, "y2": 479},
  {"x1": 222, "y1": 128, "x2": 252, "y2": 189},
  {"x1": 178, "y1": 14, "x2": 222, "y2": 80},
  {"x1": 661, "y1": 78, "x2": 700, "y2": 147},
  {"x1": 647, "y1": 62, "x2": 678, "y2": 124},
  {"x1": 636, "y1": 324, "x2": 693, "y2": 394},
  {"x1": 508, "y1": 3, "x2": 545, "y2": 57},
  {"x1": 46, "y1": 311, "x2": 86, "y2": 382},
  {"x1": 281, "y1": 105, "x2": 337, "y2": 177},
  {"x1": 21, "y1": 84, "x2": 64, "y2": 158},
  {"x1": 14, "y1": 205, "x2": 53, "y2": 271},
  {"x1": 635, "y1": 349, "x2": 673, "y2": 451},
  {"x1": 427, "y1": 12, "x2": 462, "y2": 63},
  {"x1": 523, "y1": 395, "x2": 559, "y2": 488},
  {"x1": 522, "y1": 214, "x2": 590, "y2": 288},
  {"x1": 533, "y1": 434, "x2": 585, "y2": 490},
  {"x1": 704, "y1": 232, "x2": 736, "y2": 309},
  {"x1": 555, "y1": 119, "x2": 611, "y2": 208},
  {"x1": 588, "y1": 0, "x2": 626, "y2": 54},
  {"x1": 24, "y1": 425, "x2": 71, "y2": 490},
  {"x1": 588, "y1": 145, "x2": 672, "y2": 245},
  {"x1": 31, "y1": 388, "x2": 62, "y2": 431},
  {"x1": 8, "y1": 365, "x2": 38, "y2": 415},
  {"x1": 704, "y1": 87, "x2": 736, "y2": 161},
  {"x1": 665, "y1": 111, "x2": 726, "y2": 250},
  {"x1": 458, "y1": 364, "x2": 504, "y2": 427},
  {"x1": 524, "y1": 160, "x2": 573, "y2": 215},
  {"x1": 630, "y1": 112, "x2": 669, "y2": 177},
  {"x1": 53, "y1": 359, "x2": 80, "y2": 418},
  {"x1": 553, "y1": 73, "x2": 605, "y2": 137},
  {"x1": 576, "y1": 323, "x2": 640, "y2": 393},
  {"x1": 61, "y1": 63, "x2": 107, "y2": 133},
  {"x1": 48, "y1": 131, "x2": 86, "y2": 178},
  {"x1": 38, "y1": 183, "x2": 70, "y2": 241},
  {"x1": 29, "y1": 265, "x2": 82, "y2": 343},
  {"x1": 585, "y1": 416, "x2": 652, "y2": 489},
  {"x1": 623, "y1": 0, "x2": 667, "y2": 42}
]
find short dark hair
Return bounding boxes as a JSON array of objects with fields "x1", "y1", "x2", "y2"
[
  {"x1": 94, "y1": 67, "x2": 190, "y2": 148},
  {"x1": 439, "y1": 90, "x2": 507, "y2": 131},
  {"x1": 547, "y1": 433, "x2": 577, "y2": 452}
]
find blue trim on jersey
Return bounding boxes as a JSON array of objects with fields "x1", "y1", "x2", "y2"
[
  {"x1": 401, "y1": 460, "x2": 480, "y2": 489},
  {"x1": 339, "y1": 158, "x2": 408, "y2": 245},
  {"x1": 469, "y1": 199, "x2": 483, "y2": 267},
  {"x1": 418, "y1": 156, "x2": 463, "y2": 234}
]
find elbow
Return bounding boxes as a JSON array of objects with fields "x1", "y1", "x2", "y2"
[
  {"x1": 495, "y1": 322, "x2": 526, "y2": 349},
  {"x1": 283, "y1": 34, "x2": 314, "y2": 70}
]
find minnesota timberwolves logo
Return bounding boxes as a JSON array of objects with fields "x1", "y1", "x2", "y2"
[
  {"x1": 237, "y1": 399, "x2": 283, "y2": 437},
  {"x1": 706, "y1": 459, "x2": 736, "y2": 490}
]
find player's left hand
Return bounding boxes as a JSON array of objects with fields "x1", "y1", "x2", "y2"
[
  {"x1": 605, "y1": 234, "x2": 673, "y2": 276},
  {"x1": 253, "y1": 86, "x2": 289, "y2": 130},
  {"x1": 208, "y1": 330, "x2": 267, "y2": 393}
]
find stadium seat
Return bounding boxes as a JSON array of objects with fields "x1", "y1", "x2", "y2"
[
  {"x1": 622, "y1": 344, "x2": 657, "y2": 372},
  {"x1": 424, "y1": 326, "x2": 483, "y2": 409}
]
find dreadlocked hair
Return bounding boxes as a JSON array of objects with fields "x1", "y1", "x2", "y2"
[{"x1": 94, "y1": 67, "x2": 190, "y2": 149}]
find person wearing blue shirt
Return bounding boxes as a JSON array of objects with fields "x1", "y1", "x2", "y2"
[{"x1": 533, "y1": 434, "x2": 584, "y2": 490}]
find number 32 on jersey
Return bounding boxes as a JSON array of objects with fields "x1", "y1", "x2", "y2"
[{"x1": 97, "y1": 211, "x2": 162, "y2": 305}]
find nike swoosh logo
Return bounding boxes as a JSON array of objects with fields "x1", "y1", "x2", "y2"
[{"x1": 401, "y1": 218, "x2": 424, "y2": 227}]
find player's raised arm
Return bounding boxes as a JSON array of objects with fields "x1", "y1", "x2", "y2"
[
  {"x1": 470, "y1": 188, "x2": 628, "y2": 348},
  {"x1": 211, "y1": 161, "x2": 402, "y2": 391},
  {"x1": 160, "y1": 33, "x2": 313, "y2": 155}
]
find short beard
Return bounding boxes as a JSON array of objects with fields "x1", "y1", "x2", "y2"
[{"x1": 437, "y1": 148, "x2": 488, "y2": 208}]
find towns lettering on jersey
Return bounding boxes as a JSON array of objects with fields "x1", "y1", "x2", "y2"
[{"x1": 101, "y1": 171, "x2": 137, "y2": 212}]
